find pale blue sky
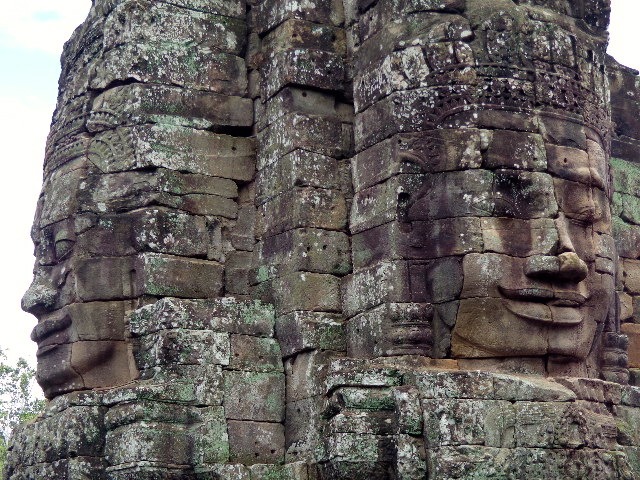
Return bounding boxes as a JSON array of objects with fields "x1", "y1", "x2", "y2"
[{"x1": 0, "y1": 0, "x2": 638, "y2": 378}]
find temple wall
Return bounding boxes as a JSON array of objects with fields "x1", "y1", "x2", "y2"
[{"x1": 9, "y1": 0, "x2": 640, "y2": 479}]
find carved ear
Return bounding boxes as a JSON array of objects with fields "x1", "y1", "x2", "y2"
[{"x1": 398, "y1": 151, "x2": 428, "y2": 171}]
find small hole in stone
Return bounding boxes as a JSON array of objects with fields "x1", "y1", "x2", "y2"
[
  {"x1": 271, "y1": 449, "x2": 276, "y2": 454},
  {"x1": 322, "y1": 245, "x2": 327, "y2": 250},
  {"x1": 302, "y1": 92, "x2": 308, "y2": 97}
]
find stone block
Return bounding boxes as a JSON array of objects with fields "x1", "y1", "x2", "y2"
[
  {"x1": 409, "y1": 257, "x2": 464, "y2": 304},
  {"x1": 261, "y1": 48, "x2": 344, "y2": 99},
  {"x1": 256, "y1": 228, "x2": 351, "y2": 279},
  {"x1": 136, "y1": 253, "x2": 224, "y2": 298},
  {"x1": 346, "y1": 303, "x2": 433, "y2": 358},
  {"x1": 342, "y1": 261, "x2": 411, "y2": 318},
  {"x1": 624, "y1": 259, "x2": 640, "y2": 294},
  {"x1": 128, "y1": 297, "x2": 275, "y2": 337},
  {"x1": 223, "y1": 371, "x2": 285, "y2": 422},
  {"x1": 191, "y1": 407, "x2": 230, "y2": 464},
  {"x1": 614, "y1": 217, "x2": 640, "y2": 259},
  {"x1": 128, "y1": 208, "x2": 209, "y2": 257},
  {"x1": 137, "y1": 329, "x2": 230, "y2": 368},
  {"x1": 405, "y1": 217, "x2": 484, "y2": 259},
  {"x1": 276, "y1": 311, "x2": 345, "y2": 357},
  {"x1": 422, "y1": 398, "x2": 515, "y2": 448},
  {"x1": 258, "y1": 187, "x2": 347, "y2": 236},
  {"x1": 395, "y1": 434, "x2": 427, "y2": 480},
  {"x1": 229, "y1": 335, "x2": 283, "y2": 372},
  {"x1": 75, "y1": 256, "x2": 136, "y2": 302},
  {"x1": 226, "y1": 251, "x2": 253, "y2": 295},
  {"x1": 105, "y1": 422, "x2": 191, "y2": 466},
  {"x1": 104, "y1": 401, "x2": 197, "y2": 430},
  {"x1": 394, "y1": 386, "x2": 423, "y2": 436},
  {"x1": 406, "y1": 170, "x2": 495, "y2": 221},
  {"x1": 622, "y1": 323, "x2": 640, "y2": 369},
  {"x1": 351, "y1": 222, "x2": 407, "y2": 269},
  {"x1": 79, "y1": 168, "x2": 239, "y2": 215},
  {"x1": 263, "y1": 18, "x2": 346, "y2": 55},
  {"x1": 612, "y1": 157, "x2": 640, "y2": 197},
  {"x1": 193, "y1": 464, "x2": 250, "y2": 480},
  {"x1": 354, "y1": 46, "x2": 430, "y2": 112},
  {"x1": 39, "y1": 160, "x2": 86, "y2": 227},
  {"x1": 334, "y1": 386, "x2": 397, "y2": 412},
  {"x1": 91, "y1": 45, "x2": 247, "y2": 95},
  {"x1": 9, "y1": 457, "x2": 107, "y2": 480},
  {"x1": 481, "y1": 217, "x2": 558, "y2": 257},
  {"x1": 142, "y1": 364, "x2": 224, "y2": 406},
  {"x1": 350, "y1": 174, "x2": 426, "y2": 233},
  {"x1": 148, "y1": 0, "x2": 245, "y2": 16},
  {"x1": 249, "y1": 462, "x2": 311, "y2": 480},
  {"x1": 285, "y1": 397, "x2": 325, "y2": 461},
  {"x1": 70, "y1": 340, "x2": 136, "y2": 390},
  {"x1": 256, "y1": 150, "x2": 340, "y2": 205},
  {"x1": 227, "y1": 421, "x2": 285, "y2": 465},
  {"x1": 106, "y1": 466, "x2": 195, "y2": 480},
  {"x1": 354, "y1": 87, "x2": 472, "y2": 150},
  {"x1": 229, "y1": 204, "x2": 257, "y2": 252},
  {"x1": 88, "y1": 125, "x2": 255, "y2": 180},
  {"x1": 325, "y1": 433, "x2": 389, "y2": 462},
  {"x1": 104, "y1": 2, "x2": 247, "y2": 55},
  {"x1": 273, "y1": 272, "x2": 342, "y2": 315},
  {"x1": 351, "y1": 138, "x2": 422, "y2": 193},
  {"x1": 485, "y1": 130, "x2": 546, "y2": 171},
  {"x1": 285, "y1": 350, "x2": 337, "y2": 402},
  {"x1": 258, "y1": 86, "x2": 351, "y2": 131},
  {"x1": 327, "y1": 410, "x2": 395, "y2": 435},
  {"x1": 257, "y1": 113, "x2": 350, "y2": 169},
  {"x1": 251, "y1": 0, "x2": 343, "y2": 35}
]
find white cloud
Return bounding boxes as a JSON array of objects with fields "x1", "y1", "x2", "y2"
[
  {"x1": 609, "y1": 0, "x2": 640, "y2": 71},
  {"x1": 0, "y1": 0, "x2": 90, "y2": 55}
]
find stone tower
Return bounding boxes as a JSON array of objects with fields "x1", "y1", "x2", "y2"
[{"x1": 9, "y1": 0, "x2": 640, "y2": 478}]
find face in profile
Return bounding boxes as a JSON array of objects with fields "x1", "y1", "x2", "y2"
[
  {"x1": 22, "y1": 158, "x2": 136, "y2": 399},
  {"x1": 451, "y1": 138, "x2": 614, "y2": 367}
]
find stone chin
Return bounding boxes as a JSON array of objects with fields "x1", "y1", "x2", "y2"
[
  {"x1": 451, "y1": 296, "x2": 601, "y2": 362},
  {"x1": 30, "y1": 302, "x2": 137, "y2": 399}
]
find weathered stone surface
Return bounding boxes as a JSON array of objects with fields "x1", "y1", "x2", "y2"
[
  {"x1": 227, "y1": 420, "x2": 285, "y2": 465},
  {"x1": 88, "y1": 125, "x2": 255, "y2": 179},
  {"x1": 14, "y1": 0, "x2": 640, "y2": 479},
  {"x1": 224, "y1": 371, "x2": 285, "y2": 422}
]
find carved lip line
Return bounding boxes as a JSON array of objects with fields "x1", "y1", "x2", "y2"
[
  {"x1": 31, "y1": 312, "x2": 71, "y2": 344},
  {"x1": 498, "y1": 285, "x2": 588, "y2": 307},
  {"x1": 36, "y1": 343, "x2": 63, "y2": 358},
  {"x1": 503, "y1": 299, "x2": 584, "y2": 326}
]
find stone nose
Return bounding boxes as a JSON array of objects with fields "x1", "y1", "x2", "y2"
[
  {"x1": 21, "y1": 275, "x2": 57, "y2": 317},
  {"x1": 524, "y1": 252, "x2": 588, "y2": 282}
]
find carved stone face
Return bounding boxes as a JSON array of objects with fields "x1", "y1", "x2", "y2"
[
  {"x1": 443, "y1": 135, "x2": 615, "y2": 367},
  {"x1": 22, "y1": 158, "x2": 137, "y2": 399}
]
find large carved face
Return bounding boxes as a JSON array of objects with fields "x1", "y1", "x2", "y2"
[
  {"x1": 407, "y1": 127, "x2": 615, "y2": 371},
  {"x1": 456, "y1": 140, "x2": 613, "y2": 368},
  {"x1": 22, "y1": 158, "x2": 137, "y2": 399}
]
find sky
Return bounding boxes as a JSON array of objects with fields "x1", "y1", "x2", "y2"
[{"x1": 0, "y1": 1, "x2": 639, "y2": 379}]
